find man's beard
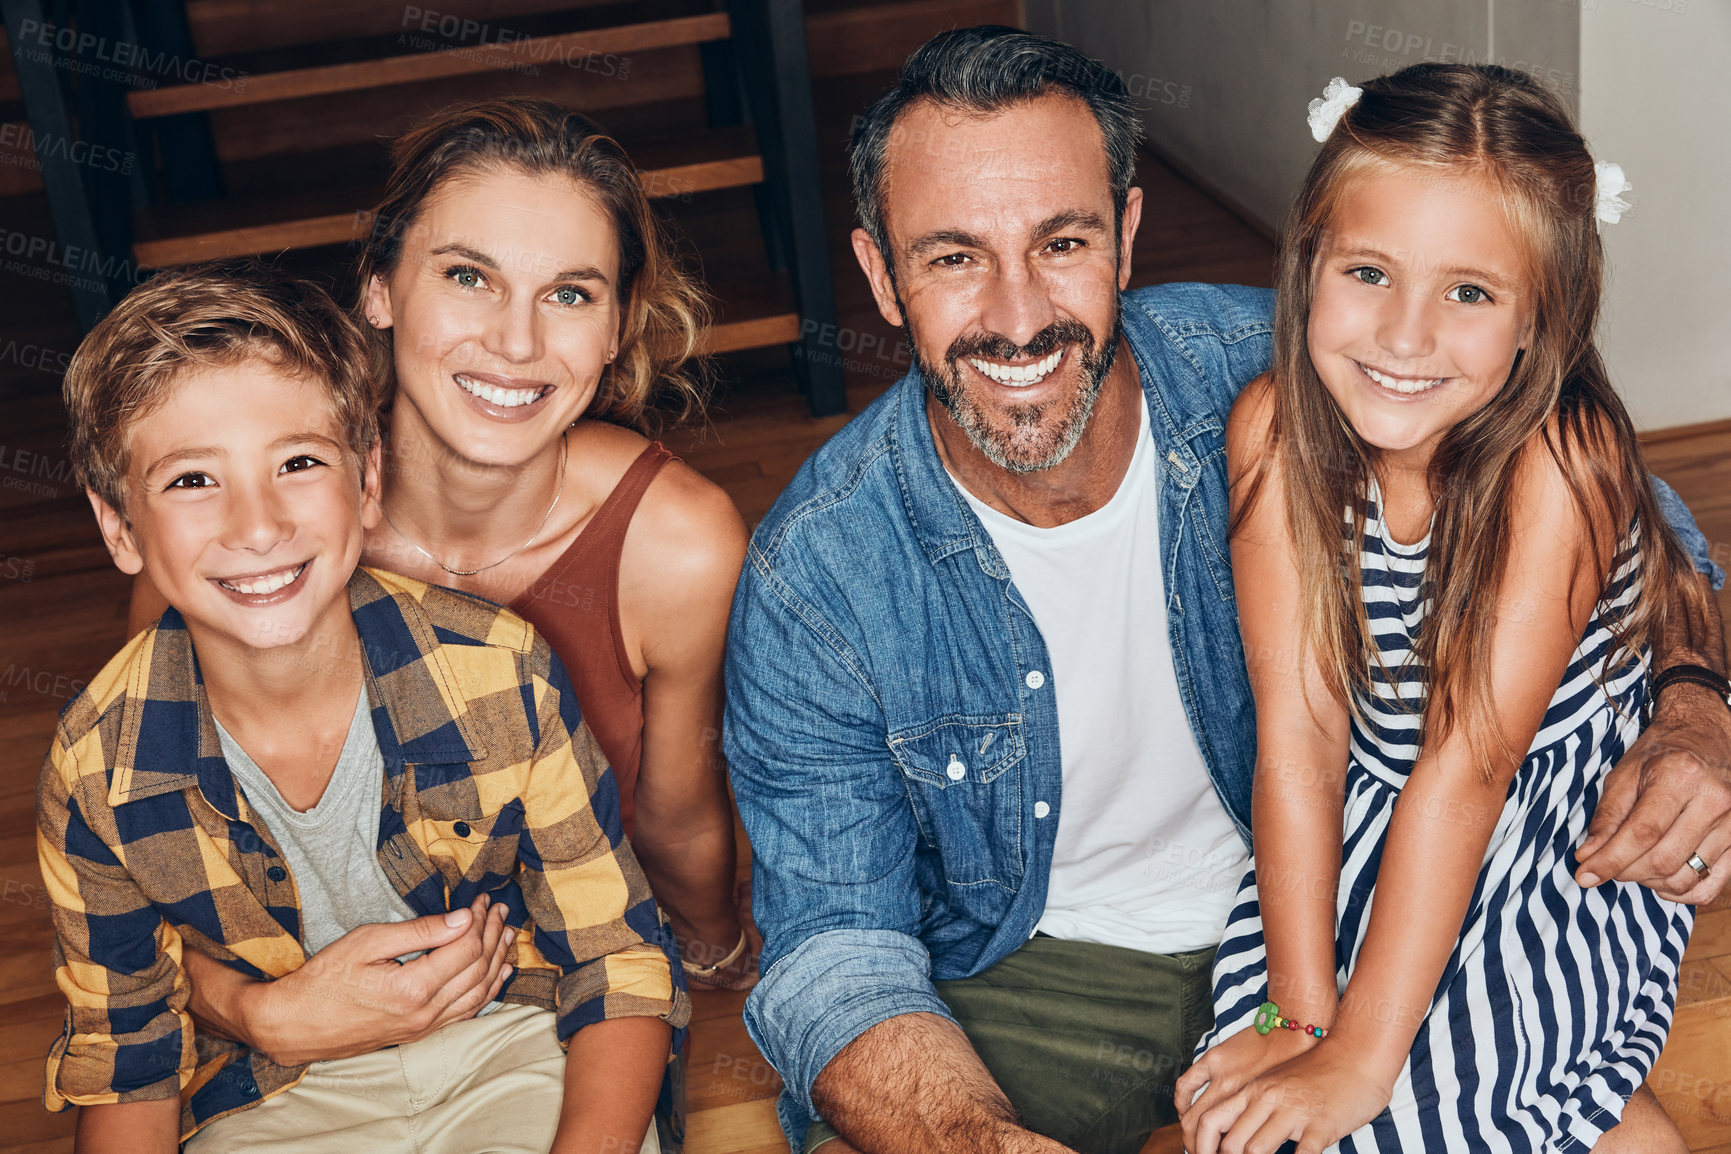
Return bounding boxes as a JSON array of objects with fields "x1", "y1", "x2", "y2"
[{"x1": 908, "y1": 304, "x2": 1121, "y2": 475}]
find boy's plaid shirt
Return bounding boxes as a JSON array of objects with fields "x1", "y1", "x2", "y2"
[{"x1": 37, "y1": 567, "x2": 691, "y2": 1139}]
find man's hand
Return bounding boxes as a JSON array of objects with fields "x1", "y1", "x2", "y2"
[
  {"x1": 1577, "y1": 682, "x2": 1731, "y2": 904},
  {"x1": 187, "y1": 895, "x2": 515, "y2": 1067}
]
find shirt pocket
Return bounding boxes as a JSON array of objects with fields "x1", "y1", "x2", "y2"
[
  {"x1": 887, "y1": 713, "x2": 1026, "y2": 891},
  {"x1": 421, "y1": 798, "x2": 524, "y2": 891}
]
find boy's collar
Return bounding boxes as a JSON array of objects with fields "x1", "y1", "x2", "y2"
[{"x1": 106, "y1": 568, "x2": 487, "y2": 813}]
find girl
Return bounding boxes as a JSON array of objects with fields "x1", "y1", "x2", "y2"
[{"x1": 1175, "y1": 64, "x2": 1702, "y2": 1153}]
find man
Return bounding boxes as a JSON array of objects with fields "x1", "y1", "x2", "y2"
[{"x1": 723, "y1": 26, "x2": 1731, "y2": 1154}]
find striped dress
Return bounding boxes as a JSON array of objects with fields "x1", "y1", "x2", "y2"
[{"x1": 1197, "y1": 490, "x2": 1693, "y2": 1152}]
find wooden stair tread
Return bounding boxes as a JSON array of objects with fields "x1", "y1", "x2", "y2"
[
  {"x1": 708, "y1": 314, "x2": 801, "y2": 355},
  {"x1": 132, "y1": 126, "x2": 764, "y2": 267},
  {"x1": 128, "y1": 11, "x2": 730, "y2": 118},
  {"x1": 180, "y1": 0, "x2": 637, "y2": 58},
  {"x1": 707, "y1": 276, "x2": 801, "y2": 355}
]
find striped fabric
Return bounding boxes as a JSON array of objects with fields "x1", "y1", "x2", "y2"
[
  {"x1": 1198, "y1": 493, "x2": 1692, "y2": 1151},
  {"x1": 37, "y1": 567, "x2": 690, "y2": 1141}
]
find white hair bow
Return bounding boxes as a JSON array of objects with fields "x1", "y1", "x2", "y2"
[
  {"x1": 1307, "y1": 77, "x2": 1363, "y2": 143},
  {"x1": 1594, "y1": 162, "x2": 1634, "y2": 226}
]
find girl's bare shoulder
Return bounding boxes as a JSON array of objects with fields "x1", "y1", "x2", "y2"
[
  {"x1": 1226, "y1": 372, "x2": 1279, "y2": 486},
  {"x1": 1511, "y1": 407, "x2": 1628, "y2": 547},
  {"x1": 1226, "y1": 373, "x2": 1277, "y2": 452}
]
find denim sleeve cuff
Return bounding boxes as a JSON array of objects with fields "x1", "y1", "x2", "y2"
[
  {"x1": 1651, "y1": 474, "x2": 1726, "y2": 591},
  {"x1": 743, "y1": 928, "x2": 956, "y2": 1115}
]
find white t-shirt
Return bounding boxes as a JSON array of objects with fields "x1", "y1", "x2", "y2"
[{"x1": 951, "y1": 399, "x2": 1248, "y2": 955}]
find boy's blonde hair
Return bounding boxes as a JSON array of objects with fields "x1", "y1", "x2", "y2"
[{"x1": 63, "y1": 259, "x2": 379, "y2": 517}]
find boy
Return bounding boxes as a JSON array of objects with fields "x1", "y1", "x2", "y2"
[{"x1": 39, "y1": 261, "x2": 688, "y2": 1153}]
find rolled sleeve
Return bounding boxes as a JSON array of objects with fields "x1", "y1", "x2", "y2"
[
  {"x1": 553, "y1": 940, "x2": 687, "y2": 1041},
  {"x1": 744, "y1": 928, "x2": 955, "y2": 1117},
  {"x1": 1652, "y1": 474, "x2": 1725, "y2": 591},
  {"x1": 37, "y1": 738, "x2": 193, "y2": 1110}
]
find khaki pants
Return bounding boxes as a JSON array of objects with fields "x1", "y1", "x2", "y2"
[
  {"x1": 186, "y1": 1003, "x2": 660, "y2": 1154},
  {"x1": 807, "y1": 935, "x2": 1216, "y2": 1154}
]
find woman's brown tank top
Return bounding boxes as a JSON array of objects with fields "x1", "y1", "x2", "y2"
[{"x1": 510, "y1": 442, "x2": 675, "y2": 838}]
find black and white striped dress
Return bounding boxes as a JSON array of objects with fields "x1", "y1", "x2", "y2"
[{"x1": 1197, "y1": 492, "x2": 1693, "y2": 1152}]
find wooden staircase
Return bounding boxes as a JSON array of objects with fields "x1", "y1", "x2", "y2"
[{"x1": 0, "y1": 0, "x2": 846, "y2": 412}]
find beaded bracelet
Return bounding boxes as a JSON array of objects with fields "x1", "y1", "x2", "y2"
[{"x1": 1253, "y1": 1000, "x2": 1329, "y2": 1039}]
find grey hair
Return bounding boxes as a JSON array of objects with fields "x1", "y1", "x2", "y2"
[{"x1": 848, "y1": 25, "x2": 1142, "y2": 259}]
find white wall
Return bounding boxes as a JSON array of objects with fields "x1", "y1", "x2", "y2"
[
  {"x1": 1024, "y1": 1, "x2": 1575, "y2": 232},
  {"x1": 1020, "y1": 1, "x2": 1731, "y2": 430},
  {"x1": 1581, "y1": 1, "x2": 1731, "y2": 429}
]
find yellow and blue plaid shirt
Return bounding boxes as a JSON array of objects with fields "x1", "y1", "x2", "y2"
[{"x1": 37, "y1": 567, "x2": 690, "y2": 1139}]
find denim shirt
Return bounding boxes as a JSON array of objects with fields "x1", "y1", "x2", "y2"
[{"x1": 723, "y1": 283, "x2": 1723, "y2": 1148}]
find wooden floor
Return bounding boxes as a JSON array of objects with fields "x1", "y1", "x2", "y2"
[{"x1": 3, "y1": 71, "x2": 1729, "y2": 1154}]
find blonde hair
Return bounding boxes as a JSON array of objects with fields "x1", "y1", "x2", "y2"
[
  {"x1": 63, "y1": 259, "x2": 379, "y2": 517},
  {"x1": 1242, "y1": 63, "x2": 1707, "y2": 773},
  {"x1": 356, "y1": 99, "x2": 711, "y2": 431}
]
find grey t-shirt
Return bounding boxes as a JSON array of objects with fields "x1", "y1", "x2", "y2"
[{"x1": 215, "y1": 691, "x2": 419, "y2": 956}]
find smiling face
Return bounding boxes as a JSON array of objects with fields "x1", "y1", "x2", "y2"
[
  {"x1": 1308, "y1": 163, "x2": 1533, "y2": 470},
  {"x1": 365, "y1": 165, "x2": 622, "y2": 469},
  {"x1": 90, "y1": 357, "x2": 378, "y2": 661},
  {"x1": 853, "y1": 93, "x2": 1140, "y2": 474}
]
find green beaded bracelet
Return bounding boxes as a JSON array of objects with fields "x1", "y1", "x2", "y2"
[{"x1": 1253, "y1": 1000, "x2": 1329, "y2": 1038}]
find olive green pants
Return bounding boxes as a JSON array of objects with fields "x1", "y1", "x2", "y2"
[{"x1": 805, "y1": 934, "x2": 1216, "y2": 1154}]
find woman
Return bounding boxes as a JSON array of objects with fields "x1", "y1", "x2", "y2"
[{"x1": 129, "y1": 100, "x2": 754, "y2": 1018}]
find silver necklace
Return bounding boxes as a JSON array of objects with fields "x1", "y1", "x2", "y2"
[{"x1": 381, "y1": 432, "x2": 567, "y2": 577}]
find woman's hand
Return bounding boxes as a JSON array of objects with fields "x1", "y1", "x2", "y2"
[
  {"x1": 683, "y1": 876, "x2": 761, "y2": 991},
  {"x1": 679, "y1": 928, "x2": 757, "y2": 991},
  {"x1": 186, "y1": 895, "x2": 514, "y2": 1066},
  {"x1": 1187, "y1": 1042, "x2": 1392, "y2": 1154},
  {"x1": 1177, "y1": 1025, "x2": 1319, "y2": 1152}
]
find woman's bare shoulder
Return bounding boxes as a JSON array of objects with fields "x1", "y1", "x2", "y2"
[
  {"x1": 565, "y1": 419, "x2": 655, "y2": 492},
  {"x1": 566, "y1": 421, "x2": 746, "y2": 622},
  {"x1": 630, "y1": 456, "x2": 749, "y2": 590}
]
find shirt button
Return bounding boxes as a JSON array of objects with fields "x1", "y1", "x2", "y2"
[
  {"x1": 946, "y1": 757, "x2": 967, "y2": 782},
  {"x1": 266, "y1": 866, "x2": 287, "y2": 882},
  {"x1": 453, "y1": 821, "x2": 472, "y2": 838},
  {"x1": 1025, "y1": 670, "x2": 1046, "y2": 689},
  {"x1": 1034, "y1": 801, "x2": 1051, "y2": 819}
]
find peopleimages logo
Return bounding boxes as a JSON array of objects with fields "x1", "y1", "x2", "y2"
[
  {"x1": 0, "y1": 124, "x2": 134, "y2": 175},
  {"x1": 0, "y1": 226, "x2": 149, "y2": 288},
  {"x1": 399, "y1": 6, "x2": 631, "y2": 80},
  {"x1": 14, "y1": 18, "x2": 249, "y2": 92}
]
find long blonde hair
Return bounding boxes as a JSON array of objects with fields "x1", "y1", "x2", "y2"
[
  {"x1": 1242, "y1": 63, "x2": 1707, "y2": 772},
  {"x1": 356, "y1": 98, "x2": 710, "y2": 431}
]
